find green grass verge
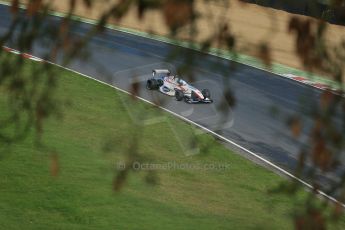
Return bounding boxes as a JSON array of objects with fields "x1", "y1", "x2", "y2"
[{"x1": 0, "y1": 58, "x2": 344, "y2": 230}]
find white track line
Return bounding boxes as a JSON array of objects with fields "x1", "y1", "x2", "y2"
[
  {"x1": 3, "y1": 44, "x2": 345, "y2": 208},
  {"x1": 0, "y1": 0, "x2": 340, "y2": 94},
  {"x1": 0, "y1": 0, "x2": 344, "y2": 206},
  {"x1": 50, "y1": 61, "x2": 344, "y2": 208}
]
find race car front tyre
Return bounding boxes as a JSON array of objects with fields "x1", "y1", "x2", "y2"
[
  {"x1": 146, "y1": 79, "x2": 158, "y2": 90},
  {"x1": 202, "y1": 89, "x2": 211, "y2": 98},
  {"x1": 175, "y1": 90, "x2": 184, "y2": 101}
]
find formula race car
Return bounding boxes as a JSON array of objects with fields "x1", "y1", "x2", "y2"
[{"x1": 146, "y1": 69, "x2": 213, "y2": 104}]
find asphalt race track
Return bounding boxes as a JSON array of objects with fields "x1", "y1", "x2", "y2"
[{"x1": 0, "y1": 5, "x2": 343, "y2": 187}]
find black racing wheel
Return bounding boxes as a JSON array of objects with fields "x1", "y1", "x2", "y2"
[
  {"x1": 175, "y1": 90, "x2": 184, "y2": 101},
  {"x1": 146, "y1": 79, "x2": 159, "y2": 90},
  {"x1": 201, "y1": 89, "x2": 210, "y2": 98}
]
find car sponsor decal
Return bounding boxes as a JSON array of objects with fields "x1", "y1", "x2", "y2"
[{"x1": 162, "y1": 86, "x2": 170, "y2": 92}]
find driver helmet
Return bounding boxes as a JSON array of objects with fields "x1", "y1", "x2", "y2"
[{"x1": 177, "y1": 78, "x2": 183, "y2": 85}]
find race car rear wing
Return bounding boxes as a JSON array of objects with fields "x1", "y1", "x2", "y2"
[{"x1": 152, "y1": 69, "x2": 171, "y2": 77}]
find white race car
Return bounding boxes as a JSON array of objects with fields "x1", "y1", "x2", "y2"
[{"x1": 146, "y1": 69, "x2": 213, "y2": 104}]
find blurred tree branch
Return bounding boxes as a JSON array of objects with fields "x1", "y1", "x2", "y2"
[{"x1": 1, "y1": 1, "x2": 345, "y2": 229}]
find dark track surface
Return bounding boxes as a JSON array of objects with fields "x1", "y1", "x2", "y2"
[
  {"x1": 243, "y1": 0, "x2": 345, "y2": 26},
  {"x1": 0, "y1": 5, "x2": 343, "y2": 184}
]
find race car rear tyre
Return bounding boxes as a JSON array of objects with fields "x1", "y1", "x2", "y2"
[
  {"x1": 146, "y1": 79, "x2": 158, "y2": 90},
  {"x1": 202, "y1": 89, "x2": 211, "y2": 98},
  {"x1": 175, "y1": 90, "x2": 184, "y2": 101}
]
